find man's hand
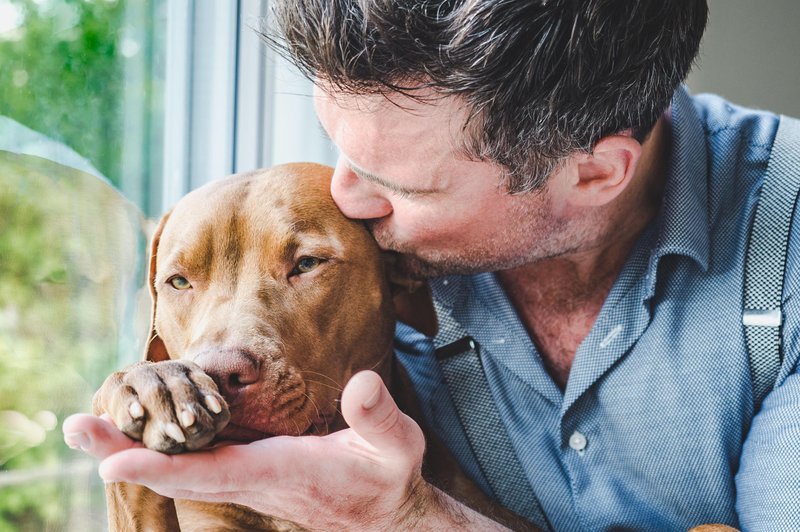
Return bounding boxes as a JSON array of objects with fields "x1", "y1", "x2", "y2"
[{"x1": 63, "y1": 370, "x2": 508, "y2": 530}]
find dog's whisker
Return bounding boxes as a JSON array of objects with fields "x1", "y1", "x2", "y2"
[
  {"x1": 329, "y1": 399, "x2": 343, "y2": 427},
  {"x1": 301, "y1": 413, "x2": 314, "y2": 433},
  {"x1": 303, "y1": 378, "x2": 344, "y2": 394},
  {"x1": 365, "y1": 354, "x2": 391, "y2": 374},
  {"x1": 302, "y1": 370, "x2": 343, "y2": 391},
  {"x1": 302, "y1": 391, "x2": 322, "y2": 420}
]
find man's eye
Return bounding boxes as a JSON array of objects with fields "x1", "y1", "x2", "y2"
[
  {"x1": 291, "y1": 257, "x2": 324, "y2": 276},
  {"x1": 168, "y1": 276, "x2": 192, "y2": 290}
]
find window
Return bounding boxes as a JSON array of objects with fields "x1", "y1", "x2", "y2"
[
  {"x1": 0, "y1": 1, "x2": 166, "y2": 528},
  {"x1": 0, "y1": 1, "x2": 334, "y2": 529}
]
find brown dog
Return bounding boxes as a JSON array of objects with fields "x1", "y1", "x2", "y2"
[{"x1": 92, "y1": 163, "x2": 527, "y2": 531}]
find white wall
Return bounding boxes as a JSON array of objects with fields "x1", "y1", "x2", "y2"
[{"x1": 686, "y1": 0, "x2": 800, "y2": 117}]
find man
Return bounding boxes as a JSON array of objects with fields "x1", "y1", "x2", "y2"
[{"x1": 64, "y1": 0, "x2": 800, "y2": 529}]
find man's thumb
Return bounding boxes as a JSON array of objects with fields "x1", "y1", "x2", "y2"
[{"x1": 340, "y1": 370, "x2": 425, "y2": 459}]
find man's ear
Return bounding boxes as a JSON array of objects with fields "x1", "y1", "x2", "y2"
[
  {"x1": 383, "y1": 254, "x2": 438, "y2": 338},
  {"x1": 569, "y1": 133, "x2": 642, "y2": 207},
  {"x1": 144, "y1": 211, "x2": 172, "y2": 362}
]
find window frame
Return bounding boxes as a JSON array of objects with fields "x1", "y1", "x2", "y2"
[{"x1": 160, "y1": 0, "x2": 336, "y2": 215}]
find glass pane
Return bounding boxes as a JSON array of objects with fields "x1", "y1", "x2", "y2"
[
  {"x1": 0, "y1": 1, "x2": 165, "y2": 529},
  {"x1": 0, "y1": 0, "x2": 166, "y2": 215}
]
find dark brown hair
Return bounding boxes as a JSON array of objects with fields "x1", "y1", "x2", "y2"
[{"x1": 264, "y1": 0, "x2": 708, "y2": 192}]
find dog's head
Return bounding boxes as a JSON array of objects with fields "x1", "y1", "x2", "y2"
[{"x1": 144, "y1": 163, "x2": 401, "y2": 440}]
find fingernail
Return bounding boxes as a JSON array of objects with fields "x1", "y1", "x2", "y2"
[
  {"x1": 205, "y1": 395, "x2": 222, "y2": 414},
  {"x1": 362, "y1": 382, "x2": 381, "y2": 410},
  {"x1": 65, "y1": 432, "x2": 90, "y2": 451}
]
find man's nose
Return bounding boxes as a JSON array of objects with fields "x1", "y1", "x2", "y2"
[{"x1": 330, "y1": 158, "x2": 393, "y2": 220}]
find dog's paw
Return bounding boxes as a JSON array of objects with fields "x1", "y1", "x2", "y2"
[{"x1": 93, "y1": 360, "x2": 231, "y2": 453}]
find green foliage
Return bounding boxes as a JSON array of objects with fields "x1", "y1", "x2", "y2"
[{"x1": 0, "y1": 0, "x2": 127, "y2": 186}]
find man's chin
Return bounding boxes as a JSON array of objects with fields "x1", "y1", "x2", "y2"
[
  {"x1": 391, "y1": 251, "x2": 489, "y2": 279},
  {"x1": 371, "y1": 229, "x2": 501, "y2": 278}
]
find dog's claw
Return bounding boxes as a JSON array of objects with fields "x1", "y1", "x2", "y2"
[
  {"x1": 129, "y1": 401, "x2": 145, "y2": 419},
  {"x1": 205, "y1": 395, "x2": 222, "y2": 414},
  {"x1": 164, "y1": 422, "x2": 186, "y2": 443},
  {"x1": 180, "y1": 409, "x2": 196, "y2": 428}
]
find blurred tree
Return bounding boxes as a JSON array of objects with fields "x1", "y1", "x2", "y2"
[{"x1": 0, "y1": 0, "x2": 126, "y2": 186}]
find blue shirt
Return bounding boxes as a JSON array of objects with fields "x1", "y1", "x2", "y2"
[{"x1": 395, "y1": 87, "x2": 800, "y2": 531}]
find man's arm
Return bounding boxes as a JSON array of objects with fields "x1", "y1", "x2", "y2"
[
  {"x1": 64, "y1": 371, "x2": 511, "y2": 531},
  {"x1": 735, "y1": 368, "x2": 800, "y2": 529}
]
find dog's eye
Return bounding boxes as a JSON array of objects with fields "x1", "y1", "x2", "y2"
[
  {"x1": 168, "y1": 276, "x2": 192, "y2": 290},
  {"x1": 292, "y1": 257, "x2": 324, "y2": 276}
]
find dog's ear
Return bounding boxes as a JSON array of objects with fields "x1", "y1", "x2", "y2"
[
  {"x1": 143, "y1": 211, "x2": 172, "y2": 362},
  {"x1": 384, "y1": 254, "x2": 438, "y2": 338}
]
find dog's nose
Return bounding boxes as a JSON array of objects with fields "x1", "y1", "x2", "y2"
[{"x1": 192, "y1": 349, "x2": 260, "y2": 399}]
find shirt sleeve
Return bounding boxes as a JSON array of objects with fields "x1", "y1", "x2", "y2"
[{"x1": 736, "y1": 367, "x2": 800, "y2": 530}]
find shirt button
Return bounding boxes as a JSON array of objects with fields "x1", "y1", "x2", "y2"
[{"x1": 569, "y1": 431, "x2": 587, "y2": 452}]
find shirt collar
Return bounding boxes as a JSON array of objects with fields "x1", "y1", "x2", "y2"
[
  {"x1": 649, "y1": 86, "x2": 711, "y2": 274},
  {"x1": 432, "y1": 87, "x2": 711, "y2": 306}
]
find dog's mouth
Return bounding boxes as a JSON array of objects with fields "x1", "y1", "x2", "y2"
[
  {"x1": 215, "y1": 423, "x2": 274, "y2": 443},
  {"x1": 214, "y1": 409, "x2": 340, "y2": 443}
]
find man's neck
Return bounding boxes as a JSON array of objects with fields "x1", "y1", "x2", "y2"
[{"x1": 497, "y1": 115, "x2": 671, "y2": 388}]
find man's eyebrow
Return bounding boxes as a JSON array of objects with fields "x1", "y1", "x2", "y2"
[{"x1": 345, "y1": 158, "x2": 438, "y2": 196}]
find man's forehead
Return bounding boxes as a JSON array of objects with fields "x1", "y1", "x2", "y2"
[
  {"x1": 313, "y1": 81, "x2": 486, "y2": 192},
  {"x1": 314, "y1": 81, "x2": 469, "y2": 127}
]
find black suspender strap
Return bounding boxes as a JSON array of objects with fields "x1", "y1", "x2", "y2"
[
  {"x1": 433, "y1": 300, "x2": 551, "y2": 530},
  {"x1": 743, "y1": 115, "x2": 800, "y2": 410}
]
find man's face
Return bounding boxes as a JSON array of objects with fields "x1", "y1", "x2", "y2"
[{"x1": 314, "y1": 85, "x2": 578, "y2": 278}]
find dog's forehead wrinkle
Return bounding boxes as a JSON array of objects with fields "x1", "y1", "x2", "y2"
[
  {"x1": 323, "y1": 231, "x2": 345, "y2": 256},
  {"x1": 287, "y1": 217, "x2": 326, "y2": 235},
  {"x1": 247, "y1": 181, "x2": 287, "y2": 210},
  {"x1": 293, "y1": 234, "x2": 343, "y2": 256},
  {"x1": 217, "y1": 210, "x2": 244, "y2": 274},
  {"x1": 155, "y1": 248, "x2": 194, "y2": 284},
  {"x1": 158, "y1": 216, "x2": 226, "y2": 275}
]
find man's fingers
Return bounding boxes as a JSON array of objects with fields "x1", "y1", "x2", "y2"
[
  {"x1": 340, "y1": 370, "x2": 425, "y2": 462},
  {"x1": 98, "y1": 439, "x2": 292, "y2": 491},
  {"x1": 99, "y1": 447, "x2": 183, "y2": 487},
  {"x1": 77, "y1": 372, "x2": 424, "y2": 512},
  {"x1": 62, "y1": 413, "x2": 141, "y2": 459}
]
